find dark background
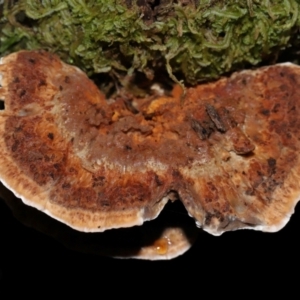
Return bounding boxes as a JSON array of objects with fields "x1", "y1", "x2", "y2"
[{"x1": 1, "y1": 188, "x2": 300, "y2": 289}]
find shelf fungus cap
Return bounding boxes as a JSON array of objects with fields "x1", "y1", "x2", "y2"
[{"x1": 1, "y1": 50, "x2": 300, "y2": 259}]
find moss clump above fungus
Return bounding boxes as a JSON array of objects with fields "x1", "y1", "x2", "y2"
[{"x1": 1, "y1": 0, "x2": 300, "y2": 86}]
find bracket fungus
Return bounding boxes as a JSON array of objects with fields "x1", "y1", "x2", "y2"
[{"x1": 1, "y1": 50, "x2": 300, "y2": 259}]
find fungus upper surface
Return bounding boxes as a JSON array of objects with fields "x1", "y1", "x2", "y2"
[{"x1": 1, "y1": 50, "x2": 300, "y2": 242}]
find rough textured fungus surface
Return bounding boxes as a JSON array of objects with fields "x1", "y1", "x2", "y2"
[{"x1": 1, "y1": 51, "x2": 300, "y2": 245}]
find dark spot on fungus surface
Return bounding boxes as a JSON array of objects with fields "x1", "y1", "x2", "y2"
[
  {"x1": 47, "y1": 133, "x2": 54, "y2": 140},
  {"x1": 19, "y1": 89, "x2": 26, "y2": 97},
  {"x1": 154, "y1": 174, "x2": 163, "y2": 186},
  {"x1": 2, "y1": 51, "x2": 300, "y2": 260},
  {"x1": 62, "y1": 183, "x2": 71, "y2": 189},
  {"x1": 64, "y1": 76, "x2": 70, "y2": 83},
  {"x1": 260, "y1": 109, "x2": 270, "y2": 116},
  {"x1": 267, "y1": 157, "x2": 276, "y2": 169},
  {"x1": 38, "y1": 79, "x2": 46, "y2": 87}
]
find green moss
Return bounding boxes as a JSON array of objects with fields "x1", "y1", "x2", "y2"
[{"x1": 1, "y1": 0, "x2": 300, "y2": 85}]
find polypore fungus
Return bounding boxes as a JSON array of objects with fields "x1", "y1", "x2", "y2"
[{"x1": 1, "y1": 51, "x2": 300, "y2": 259}]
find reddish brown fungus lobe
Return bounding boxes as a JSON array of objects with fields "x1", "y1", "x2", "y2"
[{"x1": 0, "y1": 51, "x2": 300, "y2": 238}]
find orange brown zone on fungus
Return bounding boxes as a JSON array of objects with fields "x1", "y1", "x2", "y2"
[
  {"x1": 3, "y1": 114, "x2": 170, "y2": 213},
  {"x1": 4, "y1": 115, "x2": 67, "y2": 187},
  {"x1": 1, "y1": 51, "x2": 300, "y2": 233},
  {"x1": 50, "y1": 170, "x2": 170, "y2": 212},
  {"x1": 189, "y1": 64, "x2": 300, "y2": 227},
  {"x1": 4, "y1": 51, "x2": 62, "y2": 112}
]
